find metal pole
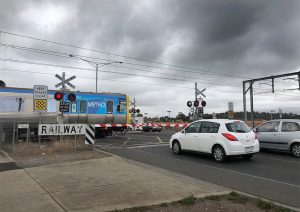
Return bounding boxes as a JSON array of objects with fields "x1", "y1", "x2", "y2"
[
  {"x1": 243, "y1": 81, "x2": 247, "y2": 122},
  {"x1": 39, "y1": 112, "x2": 41, "y2": 150},
  {"x1": 12, "y1": 120, "x2": 15, "y2": 153},
  {"x1": 272, "y1": 78, "x2": 274, "y2": 93},
  {"x1": 96, "y1": 64, "x2": 98, "y2": 93},
  {"x1": 74, "y1": 134, "x2": 77, "y2": 152},
  {"x1": 133, "y1": 98, "x2": 136, "y2": 130},
  {"x1": 250, "y1": 81, "x2": 254, "y2": 128},
  {"x1": 195, "y1": 82, "x2": 197, "y2": 120},
  {"x1": 26, "y1": 122, "x2": 29, "y2": 156},
  {"x1": 298, "y1": 73, "x2": 300, "y2": 90},
  {"x1": 0, "y1": 120, "x2": 3, "y2": 149}
]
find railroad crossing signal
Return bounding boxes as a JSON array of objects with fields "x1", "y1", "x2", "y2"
[{"x1": 55, "y1": 72, "x2": 76, "y2": 90}]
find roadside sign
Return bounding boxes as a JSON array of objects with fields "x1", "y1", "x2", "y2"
[
  {"x1": 59, "y1": 101, "x2": 70, "y2": 112},
  {"x1": 33, "y1": 85, "x2": 48, "y2": 112},
  {"x1": 228, "y1": 102, "x2": 234, "y2": 119},
  {"x1": 228, "y1": 102, "x2": 234, "y2": 111},
  {"x1": 18, "y1": 124, "x2": 29, "y2": 129},
  {"x1": 39, "y1": 124, "x2": 86, "y2": 135}
]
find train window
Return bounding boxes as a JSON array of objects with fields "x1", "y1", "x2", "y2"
[
  {"x1": 71, "y1": 103, "x2": 77, "y2": 113},
  {"x1": 79, "y1": 101, "x2": 87, "y2": 113},
  {"x1": 106, "y1": 100, "x2": 113, "y2": 114},
  {"x1": 119, "y1": 101, "x2": 126, "y2": 112}
]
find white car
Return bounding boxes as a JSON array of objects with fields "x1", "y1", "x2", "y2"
[{"x1": 169, "y1": 119, "x2": 260, "y2": 162}]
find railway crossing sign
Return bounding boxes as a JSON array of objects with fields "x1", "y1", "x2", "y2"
[
  {"x1": 196, "y1": 88, "x2": 206, "y2": 98},
  {"x1": 55, "y1": 72, "x2": 76, "y2": 90},
  {"x1": 33, "y1": 85, "x2": 48, "y2": 112}
]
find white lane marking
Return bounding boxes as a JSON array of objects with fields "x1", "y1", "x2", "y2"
[
  {"x1": 127, "y1": 144, "x2": 169, "y2": 149},
  {"x1": 156, "y1": 136, "x2": 163, "y2": 144},
  {"x1": 129, "y1": 148, "x2": 300, "y2": 189},
  {"x1": 122, "y1": 137, "x2": 131, "y2": 146},
  {"x1": 257, "y1": 155, "x2": 300, "y2": 164}
]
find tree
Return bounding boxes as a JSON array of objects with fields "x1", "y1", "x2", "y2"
[{"x1": 0, "y1": 80, "x2": 5, "y2": 87}]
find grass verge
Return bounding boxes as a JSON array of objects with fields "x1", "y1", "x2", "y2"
[{"x1": 112, "y1": 192, "x2": 294, "y2": 212}]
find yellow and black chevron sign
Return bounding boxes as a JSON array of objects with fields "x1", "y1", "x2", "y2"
[{"x1": 34, "y1": 99, "x2": 47, "y2": 111}]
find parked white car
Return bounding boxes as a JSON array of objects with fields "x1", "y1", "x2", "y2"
[{"x1": 169, "y1": 119, "x2": 259, "y2": 162}]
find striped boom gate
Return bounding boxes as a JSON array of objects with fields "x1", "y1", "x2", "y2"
[{"x1": 85, "y1": 124, "x2": 95, "y2": 144}]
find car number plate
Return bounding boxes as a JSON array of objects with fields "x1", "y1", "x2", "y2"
[{"x1": 245, "y1": 146, "x2": 254, "y2": 153}]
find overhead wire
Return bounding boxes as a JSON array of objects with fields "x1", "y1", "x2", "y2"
[
  {"x1": 0, "y1": 30, "x2": 250, "y2": 79},
  {"x1": 1, "y1": 43, "x2": 246, "y2": 81},
  {"x1": 0, "y1": 57, "x2": 242, "y2": 87}
]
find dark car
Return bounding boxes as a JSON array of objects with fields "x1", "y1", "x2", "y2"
[
  {"x1": 142, "y1": 126, "x2": 152, "y2": 132},
  {"x1": 151, "y1": 126, "x2": 162, "y2": 132}
]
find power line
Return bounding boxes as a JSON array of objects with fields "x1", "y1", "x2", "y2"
[
  {"x1": 0, "y1": 58, "x2": 241, "y2": 87},
  {"x1": 1, "y1": 43, "x2": 246, "y2": 80},
  {"x1": 0, "y1": 67, "x2": 196, "y2": 90},
  {"x1": 0, "y1": 30, "x2": 250, "y2": 79}
]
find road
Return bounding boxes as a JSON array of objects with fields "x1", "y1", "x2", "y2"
[{"x1": 95, "y1": 130, "x2": 300, "y2": 208}]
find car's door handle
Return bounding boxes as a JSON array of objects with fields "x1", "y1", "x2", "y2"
[
  {"x1": 210, "y1": 136, "x2": 215, "y2": 138},
  {"x1": 272, "y1": 134, "x2": 277, "y2": 136}
]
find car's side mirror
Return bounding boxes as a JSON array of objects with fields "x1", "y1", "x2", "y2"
[{"x1": 182, "y1": 130, "x2": 186, "y2": 134}]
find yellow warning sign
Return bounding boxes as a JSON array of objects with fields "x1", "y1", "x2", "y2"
[{"x1": 34, "y1": 99, "x2": 47, "y2": 111}]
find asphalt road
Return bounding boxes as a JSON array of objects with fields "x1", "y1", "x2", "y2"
[{"x1": 95, "y1": 130, "x2": 300, "y2": 208}]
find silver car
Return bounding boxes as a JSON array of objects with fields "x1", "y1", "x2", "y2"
[{"x1": 253, "y1": 119, "x2": 300, "y2": 158}]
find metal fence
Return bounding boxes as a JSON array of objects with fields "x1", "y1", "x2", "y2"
[{"x1": 0, "y1": 119, "x2": 91, "y2": 157}]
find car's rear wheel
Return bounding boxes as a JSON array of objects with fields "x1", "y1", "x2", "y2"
[
  {"x1": 242, "y1": 154, "x2": 253, "y2": 160},
  {"x1": 213, "y1": 145, "x2": 227, "y2": 162},
  {"x1": 291, "y1": 143, "x2": 300, "y2": 158},
  {"x1": 172, "y1": 141, "x2": 181, "y2": 154}
]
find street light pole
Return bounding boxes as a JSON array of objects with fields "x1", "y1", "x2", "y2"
[
  {"x1": 96, "y1": 63, "x2": 98, "y2": 93},
  {"x1": 69, "y1": 54, "x2": 122, "y2": 93}
]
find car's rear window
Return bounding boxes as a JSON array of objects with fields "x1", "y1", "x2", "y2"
[{"x1": 226, "y1": 121, "x2": 251, "y2": 133}]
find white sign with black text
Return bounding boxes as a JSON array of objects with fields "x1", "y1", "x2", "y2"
[
  {"x1": 33, "y1": 85, "x2": 48, "y2": 100},
  {"x1": 38, "y1": 124, "x2": 86, "y2": 135}
]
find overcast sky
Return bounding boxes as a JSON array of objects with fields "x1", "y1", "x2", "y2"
[{"x1": 0, "y1": 0, "x2": 300, "y2": 117}]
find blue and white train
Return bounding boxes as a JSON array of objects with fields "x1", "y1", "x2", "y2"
[{"x1": 0, "y1": 87, "x2": 131, "y2": 125}]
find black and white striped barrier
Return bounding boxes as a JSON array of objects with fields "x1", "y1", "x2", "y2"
[{"x1": 85, "y1": 124, "x2": 95, "y2": 145}]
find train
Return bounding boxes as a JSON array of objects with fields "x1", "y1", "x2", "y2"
[{"x1": 0, "y1": 87, "x2": 131, "y2": 137}]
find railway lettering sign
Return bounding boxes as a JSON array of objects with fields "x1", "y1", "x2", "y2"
[{"x1": 38, "y1": 124, "x2": 86, "y2": 135}]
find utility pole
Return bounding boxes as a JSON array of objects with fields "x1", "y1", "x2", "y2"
[
  {"x1": 130, "y1": 98, "x2": 136, "y2": 128},
  {"x1": 194, "y1": 82, "x2": 198, "y2": 120}
]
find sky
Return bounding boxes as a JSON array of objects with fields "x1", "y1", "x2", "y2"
[{"x1": 0, "y1": 0, "x2": 300, "y2": 117}]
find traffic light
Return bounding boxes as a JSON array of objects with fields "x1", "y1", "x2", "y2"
[
  {"x1": 194, "y1": 100, "x2": 199, "y2": 107},
  {"x1": 187, "y1": 101, "x2": 192, "y2": 107},
  {"x1": 201, "y1": 100, "x2": 206, "y2": 107},
  {"x1": 67, "y1": 93, "x2": 76, "y2": 102},
  {"x1": 54, "y1": 92, "x2": 64, "y2": 101}
]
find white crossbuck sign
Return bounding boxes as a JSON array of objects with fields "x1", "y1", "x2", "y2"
[{"x1": 55, "y1": 72, "x2": 76, "y2": 89}]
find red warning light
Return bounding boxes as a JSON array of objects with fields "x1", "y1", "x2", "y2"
[{"x1": 54, "y1": 92, "x2": 64, "y2": 101}]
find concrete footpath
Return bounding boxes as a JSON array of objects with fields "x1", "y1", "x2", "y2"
[{"x1": 0, "y1": 154, "x2": 230, "y2": 212}]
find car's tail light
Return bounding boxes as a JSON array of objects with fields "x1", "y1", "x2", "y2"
[{"x1": 222, "y1": 133, "x2": 238, "y2": 141}]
